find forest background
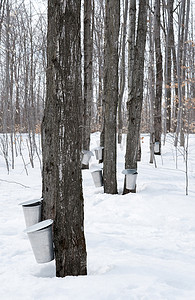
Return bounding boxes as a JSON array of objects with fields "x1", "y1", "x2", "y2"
[{"x1": 0, "y1": 0, "x2": 194, "y2": 174}]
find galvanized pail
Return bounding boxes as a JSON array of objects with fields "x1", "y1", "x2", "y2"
[
  {"x1": 19, "y1": 198, "x2": 42, "y2": 228},
  {"x1": 24, "y1": 219, "x2": 54, "y2": 264},
  {"x1": 91, "y1": 169, "x2": 103, "y2": 187},
  {"x1": 154, "y1": 142, "x2": 160, "y2": 154},
  {"x1": 94, "y1": 147, "x2": 104, "y2": 160},
  {"x1": 122, "y1": 169, "x2": 138, "y2": 190},
  {"x1": 82, "y1": 150, "x2": 94, "y2": 165}
]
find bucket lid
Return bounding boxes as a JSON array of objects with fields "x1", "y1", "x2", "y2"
[
  {"x1": 91, "y1": 169, "x2": 102, "y2": 174},
  {"x1": 24, "y1": 219, "x2": 53, "y2": 233},
  {"x1": 82, "y1": 150, "x2": 94, "y2": 156},
  {"x1": 19, "y1": 198, "x2": 43, "y2": 206},
  {"x1": 122, "y1": 169, "x2": 138, "y2": 175}
]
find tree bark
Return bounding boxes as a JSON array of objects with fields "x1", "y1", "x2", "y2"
[
  {"x1": 118, "y1": 0, "x2": 128, "y2": 144},
  {"x1": 154, "y1": 0, "x2": 163, "y2": 155},
  {"x1": 148, "y1": 2, "x2": 155, "y2": 164},
  {"x1": 123, "y1": 0, "x2": 148, "y2": 194},
  {"x1": 174, "y1": 0, "x2": 186, "y2": 147},
  {"x1": 103, "y1": 0, "x2": 120, "y2": 194},
  {"x1": 180, "y1": 0, "x2": 190, "y2": 146},
  {"x1": 82, "y1": 0, "x2": 93, "y2": 169},
  {"x1": 42, "y1": 0, "x2": 57, "y2": 222},
  {"x1": 165, "y1": 0, "x2": 174, "y2": 133},
  {"x1": 42, "y1": 0, "x2": 87, "y2": 277},
  {"x1": 170, "y1": 8, "x2": 179, "y2": 132}
]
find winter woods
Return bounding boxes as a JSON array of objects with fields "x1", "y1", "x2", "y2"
[
  {"x1": 0, "y1": 0, "x2": 194, "y2": 169},
  {"x1": 0, "y1": 0, "x2": 194, "y2": 277}
]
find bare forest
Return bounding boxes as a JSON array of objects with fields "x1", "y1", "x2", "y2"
[
  {"x1": 0, "y1": 0, "x2": 194, "y2": 171},
  {"x1": 0, "y1": 0, "x2": 194, "y2": 277}
]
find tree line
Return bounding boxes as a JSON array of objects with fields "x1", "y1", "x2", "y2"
[{"x1": 0, "y1": 0, "x2": 194, "y2": 170}]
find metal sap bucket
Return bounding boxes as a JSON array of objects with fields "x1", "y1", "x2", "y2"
[
  {"x1": 122, "y1": 169, "x2": 138, "y2": 190},
  {"x1": 19, "y1": 198, "x2": 42, "y2": 228},
  {"x1": 91, "y1": 170, "x2": 103, "y2": 187},
  {"x1": 24, "y1": 219, "x2": 54, "y2": 264},
  {"x1": 94, "y1": 147, "x2": 104, "y2": 160},
  {"x1": 154, "y1": 142, "x2": 160, "y2": 154},
  {"x1": 81, "y1": 150, "x2": 94, "y2": 165}
]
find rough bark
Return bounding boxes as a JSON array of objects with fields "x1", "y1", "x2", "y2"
[
  {"x1": 169, "y1": 7, "x2": 179, "y2": 132},
  {"x1": 180, "y1": 0, "x2": 190, "y2": 146},
  {"x1": 103, "y1": 0, "x2": 120, "y2": 194},
  {"x1": 174, "y1": 0, "x2": 186, "y2": 147},
  {"x1": 148, "y1": 3, "x2": 155, "y2": 164},
  {"x1": 123, "y1": 0, "x2": 148, "y2": 194},
  {"x1": 82, "y1": 0, "x2": 93, "y2": 169},
  {"x1": 128, "y1": 0, "x2": 136, "y2": 92},
  {"x1": 42, "y1": 0, "x2": 87, "y2": 277},
  {"x1": 41, "y1": 0, "x2": 57, "y2": 221},
  {"x1": 165, "y1": 0, "x2": 174, "y2": 133},
  {"x1": 154, "y1": 0, "x2": 163, "y2": 155}
]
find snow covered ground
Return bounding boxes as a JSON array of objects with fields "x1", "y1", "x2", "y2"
[{"x1": 1, "y1": 132, "x2": 195, "y2": 300}]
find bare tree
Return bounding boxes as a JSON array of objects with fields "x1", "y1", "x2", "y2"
[
  {"x1": 153, "y1": 0, "x2": 163, "y2": 155},
  {"x1": 165, "y1": 0, "x2": 174, "y2": 133},
  {"x1": 42, "y1": 0, "x2": 87, "y2": 277},
  {"x1": 103, "y1": 0, "x2": 120, "y2": 194},
  {"x1": 174, "y1": 0, "x2": 187, "y2": 147},
  {"x1": 123, "y1": 0, "x2": 148, "y2": 194},
  {"x1": 148, "y1": 1, "x2": 156, "y2": 164},
  {"x1": 82, "y1": 0, "x2": 93, "y2": 169},
  {"x1": 118, "y1": 0, "x2": 128, "y2": 144}
]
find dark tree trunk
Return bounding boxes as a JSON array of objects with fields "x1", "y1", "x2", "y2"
[
  {"x1": 148, "y1": 2, "x2": 155, "y2": 164},
  {"x1": 180, "y1": 0, "x2": 190, "y2": 147},
  {"x1": 42, "y1": 0, "x2": 87, "y2": 278},
  {"x1": 82, "y1": 0, "x2": 93, "y2": 169},
  {"x1": 41, "y1": 0, "x2": 57, "y2": 221},
  {"x1": 103, "y1": 0, "x2": 120, "y2": 194},
  {"x1": 165, "y1": 0, "x2": 174, "y2": 133},
  {"x1": 123, "y1": 0, "x2": 148, "y2": 194},
  {"x1": 169, "y1": 7, "x2": 179, "y2": 132},
  {"x1": 174, "y1": 0, "x2": 186, "y2": 147},
  {"x1": 154, "y1": 0, "x2": 163, "y2": 155}
]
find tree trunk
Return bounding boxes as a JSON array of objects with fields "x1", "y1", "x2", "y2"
[
  {"x1": 103, "y1": 0, "x2": 120, "y2": 194},
  {"x1": 165, "y1": 0, "x2": 174, "y2": 133},
  {"x1": 3, "y1": 0, "x2": 10, "y2": 134},
  {"x1": 174, "y1": 0, "x2": 186, "y2": 147},
  {"x1": 42, "y1": 0, "x2": 87, "y2": 277},
  {"x1": 41, "y1": 0, "x2": 57, "y2": 222},
  {"x1": 148, "y1": 2, "x2": 155, "y2": 164},
  {"x1": 123, "y1": 0, "x2": 148, "y2": 194},
  {"x1": 128, "y1": 0, "x2": 136, "y2": 92},
  {"x1": 169, "y1": 7, "x2": 179, "y2": 132},
  {"x1": 82, "y1": 0, "x2": 93, "y2": 169},
  {"x1": 154, "y1": 0, "x2": 163, "y2": 155},
  {"x1": 180, "y1": 0, "x2": 190, "y2": 147},
  {"x1": 118, "y1": 0, "x2": 128, "y2": 144}
]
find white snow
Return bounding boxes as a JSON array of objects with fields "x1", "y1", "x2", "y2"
[{"x1": 1, "y1": 132, "x2": 195, "y2": 299}]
